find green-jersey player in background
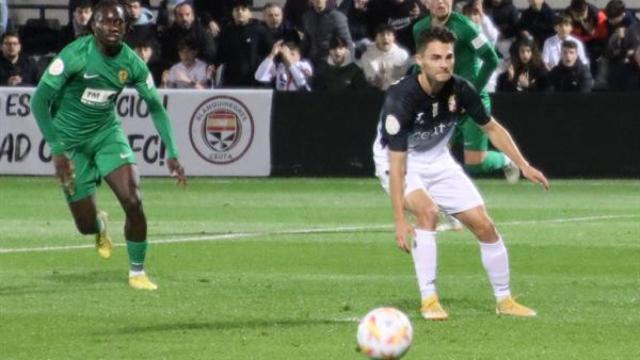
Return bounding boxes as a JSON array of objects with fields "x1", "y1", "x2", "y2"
[
  {"x1": 31, "y1": 0, "x2": 186, "y2": 291},
  {"x1": 413, "y1": 0, "x2": 520, "y2": 184}
]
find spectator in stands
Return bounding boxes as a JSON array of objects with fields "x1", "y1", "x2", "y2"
[
  {"x1": 596, "y1": 0, "x2": 637, "y2": 89},
  {"x1": 162, "y1": 37, "x2": 213, "y2": 89},
  {"x1": 543, "y1": 15, "x2": 589, "y2": 69},
  {"x1": 127, "y1": 0, "x2": 154, "y2": 25},
  {"x1": 338, "y1": 0, "x2": 376, "y2": 56},
  {"x1": 483, "y1": 0, "x2": 520, "y2": 40},
  {"x1": 60, "y1": 0, "x2": 93, "y2": 49},
  {"x1": 497, "y1": 37, "x2": 549, "y2": 91},
  {"x1": 160, "y1": 2, "x2": 217, "y2": 67},
  {"x1": 359, "y1": 24, "x2": 409, "y2": 90},
  {"x1": 517, "y1": 0, "x2": 555, "y2": 49},
  {"x1": 255, "y1": 40, "x2": 313, "y2": 91},
  {"x1": 302, "y1": 0, "x2": 353, "y2": 65},
  {"x1": 566, "y1": 0, "x2": 607, "y2": 64},
  {"x1": 609, "y1": 45, "x2": 640, "y2": 90},
  {"x1": 193, "y1": 0, "x2": 244, "y2": 34},
  {"x1": 262, "y1": 3, "x2": 302, "y2": 44},
  {"x1": 0, "y1": 0, "x2": 8, "y2": 37},
  {"x1": 548, "y1": 40, "x2": 593, "y2": 92},
  {"x1": 284, "y1": 0, "x2": 337, "y2": 29},
  {"x1": 132, "y1": 37, "x2": 164, "y2": 86},
  {"x1": 313, "y1": 35, "x2": 368, "y2": 91},
  {"x1": 215, "y1": 0, "x2": 273, "y2": 87},
  {"x1": 0, "y1": 31, "x2": 39, "y2": 86},
  {"x1": 367, "y1": 0, "x2": 427, "y2": 54}
]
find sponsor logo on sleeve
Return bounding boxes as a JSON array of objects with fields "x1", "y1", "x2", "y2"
[
  {"x1": 48, "y1": 58, "x2": 64, "y2": 76},
  {"x1": 471, "y1": 34, "x2": 488, "y2": 49},
  {"x1": 146, "y1": 73, "x2": 155, "y2": 88},
  {"x1": 385, "y1": 114, "x2": 401, "y2": 135}
]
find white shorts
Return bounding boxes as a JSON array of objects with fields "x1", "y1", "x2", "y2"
[{"x1": 375, "y1": 159, "x2": 484, "y2": 215}]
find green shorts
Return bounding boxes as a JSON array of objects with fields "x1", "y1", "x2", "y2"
[
  {"x1": 63, "y1": 127, "x2": 136, "y2": 203},
  {"x1": 452, "y1": 92, "x2": 492, "y2": 151}
]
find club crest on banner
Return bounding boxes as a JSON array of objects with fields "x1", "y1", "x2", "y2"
[{"x1": 189, "y1": 96, "x2": 255, "y2": 164}]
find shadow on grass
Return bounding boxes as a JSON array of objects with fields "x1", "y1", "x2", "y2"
[
  {"x1": 45, "y1": 270, "x2": 123, "y2": 285},
  {"x1": 114, "y1": 318, "x2": 356, "y2": 335}
]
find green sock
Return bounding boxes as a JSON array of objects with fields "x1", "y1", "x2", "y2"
[
  {"x1": 465, "y1": 151, "x2": 507, "y2": 175},
  {"x1": 126, "y1": 240, "x2": 148, "y2": 272}
]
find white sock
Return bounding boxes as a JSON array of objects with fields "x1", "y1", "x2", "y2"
[
  {"x1": 129, "y1": 270, "x2": 145, "y2": 278},
  {"x1": 412, "y1": 229, "x2": 438, "y2": 300},
  {"x1": 479, "y1": 238, "x2": 511, "y2": 300}
]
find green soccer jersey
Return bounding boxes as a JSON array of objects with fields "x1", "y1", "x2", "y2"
[
  {"x1": 413, "y1": 12, "x2": 499, "y2": 92},
  {"x1": 33, "y1": 35, "x2": 178, "y2": 158}
]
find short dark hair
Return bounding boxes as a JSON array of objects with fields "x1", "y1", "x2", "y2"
[
  {"x1": 1, "y1": 31, "x2": 20, "y2": 43},
  {"x1": 263, "y1": 2, "x2": 281, "y2": 11},
  {"x1": 232, "y1": 0, "x2": 252, "y2": 10},
  {"x1": 177, "y1": 36, "x2": 199, "y2": 52},
  {"x1": 73, "y1": 0, "x2": 94, "y2": 11},
  {"x1": 374, "y1": 23, "x2": 395, "y2": 36},
  {"x1": 562, "y1": 40, "x2": 578, "y2": 50},
  {"x1": 329, "y1": 35, "x2": 348, "y2": 50},
  {"x1": 283, "y1": 41, "x2": 300, "y2": 53},
  {"x1": 605, "y1": 0, "x2": 626, "y2": 18},
  {"x1": 415, "y1": 27, "x2": 457, "y2": 54},
  {"x1": 555, "y1": 14, "x2": 573, "y2": 26}
]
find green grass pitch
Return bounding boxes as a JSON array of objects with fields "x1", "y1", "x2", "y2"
[{"x1": 0, "y1": 177, "x2": 638, "y2": 359}]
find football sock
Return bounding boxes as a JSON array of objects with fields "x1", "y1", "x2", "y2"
[
  {"x1": 126, "y1": 240, "x2": 147, "y2": 275},
  {"x1": 479, "y1": 238, "x2": 511, "y2": 300},
  {"x1": 95, "y1": 216, "x2": 104, "y2": 234},
  {"x1": 464, "y1": 151, "x2": 507, "y2": 175},
  {"x1": 412, "y1": 229, "x2": 438, "y2": 300}
]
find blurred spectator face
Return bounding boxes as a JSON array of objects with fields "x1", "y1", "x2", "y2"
[
  {"x1": 1, "y1": 34, "x2": 21, "y2": 60},
  {"x1": 608, "y1": 13, "x2": 625, "y2": 26},
  {"x1": 178, "y1": 46, "x2": 198, "y2": 66},
  {"x1": 519, "y1": 45, "x2": 532, "y2": 64},
  {"x1": 129, "y1": 1, "x2": 142, "y2": 21},
  {"x1": 561, "y1": 47, "x2": 578, "y2": 66},
  {"x1": 429, "y1": 0, "x2": 452, "y2": 20},
  {"x1": 232, "y1": 6, "x2": 252, "y2": 25},
  {"x1": 556, "y1": 22, "x2": 573, "y2": 38},
  {"x1": 311, "y1": 0, "x2": 328, "y2": 12},
  {"x1": 283, "y1": 45, "x2": 301, "y2": 63},
  {"x1": 135, "y1": 45, "x2": 153, "y2": 63},
  {"x1": 354, "y1": 0, "x2": 369, "y2": 9},
  {"x1": 74, "y1": 6, "x2": 93, "y2": 26},
  {"x1": 263, "y1": 6, "x2": 283, "y2": 29},
  {"x1": 175, "y1": 3, "x2": 195, "y2": 29},
  {"x1": 375, "y1": 31, "x2": 395, "y2": 52},
  {"x1": 463, "y1": 7, "x2": 482, "y2": 24},
  {"x1": 329, "y1": 45, "x2": 348, "y2": 65},
  {"x1": 529, "y1": 0, "x2": 545, "y2": 9}
]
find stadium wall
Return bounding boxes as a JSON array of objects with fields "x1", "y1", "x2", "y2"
[{"x1": 1, "y1": 88, "x2": 638, "y2": 178}]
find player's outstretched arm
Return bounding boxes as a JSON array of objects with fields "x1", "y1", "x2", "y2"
[
  {"x1": 482, "y1": 118, "x2": 550, "y2": 191},
  {"x1": 389, "y1": 150, "x2": 414, "y2": 253}
]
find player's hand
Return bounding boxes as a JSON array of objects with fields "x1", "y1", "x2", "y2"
[
  {"x1": 522, "y1": 164, "x2": 550, "y2": 191},
  {"x1": 53, "y1": 154, "x2": 75, "y2": 196},
  {"x1": 167, "y1": 158, "x2": 187, "y2": 186},
  {"x1": 394, "y1": 219, "x2": 415, "y2": 254}
]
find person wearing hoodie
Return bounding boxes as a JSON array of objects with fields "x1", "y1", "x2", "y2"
[
  {"x1": 517, "y1": 0, "x2": 556, "y2": 48},
  {"x1": 359, "y1": 24, "x2": 409, "y2": 90},
  {"x1": 215, "y1": 0, "x2": 274, "y2": 87},
  {"x1": 313, "y1": 35, "x2": 368, "y2": 91},
  {"x1": 301, "y1": 0, "x2": 353, "y2": 65},
  {"x1": 548, "y1": 40, "x2": 593, "y2": 92}
]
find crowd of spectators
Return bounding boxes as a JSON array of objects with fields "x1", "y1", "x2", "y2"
[{"x1": 1, "y1": 0, "x2": 639, "y2": 91}]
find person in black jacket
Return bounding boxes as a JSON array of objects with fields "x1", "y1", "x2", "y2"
[
  {"x1": 313, "y1": 35, "x2": 368, "y2": 91},
  {"x1": 609, "y1": 46, "x2": 640, "y2": 90},
  {"x1": 215, "y1": 0, "x2": 274, "y2": 87},
  {"x1": 59, "y1": 0, "x2": 93, "y2": 50},
  {"x1": 160, "y1": 2, "x2": 217, "y2": 68},
  {"x1": 0, "y1": 31, "x2": 39, "y2": 86},
  {"x1": 517, "y1": 0, "x2": 555, "y2": 48},
  {"x1": 548, "y1": 40, "x2": 593, "y2": 92},
  {"x1": 497, "y1": 37, "x2": 549, "y2": 91},
  {"x1": 484, "y1": 0, "x2": 520, "y2": 40}
]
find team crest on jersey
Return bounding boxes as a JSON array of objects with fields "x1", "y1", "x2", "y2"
[
  {"x1": 448, "y1": 95, "x2": 457, "y2": 112},
  {"x1": 118, "y1": 70, "x2": 129, "y2": 84},
  {"x1": 189, "y1": 96, "x2": 255, "y2": 164},
  {"x1": 49, "y1": 58, "x2": 64, "y2": 76}
]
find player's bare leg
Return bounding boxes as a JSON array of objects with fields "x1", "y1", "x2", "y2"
[
  {"x1": 104, "y1": 164, "x2": 156, "y2": 290},
  {"x1": 404, "y1": 189, "x2": 448, "y2": 320},
  {"x1": 455, "y1": 206, "x2": 536, "y2": 317},
  {"x1": 69, "y1": 196, "x2": 112, "y2": 259}
]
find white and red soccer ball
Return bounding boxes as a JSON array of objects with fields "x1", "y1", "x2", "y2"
[{"x1": 357, "y1": 307, "x2": 413, "y2": 359}]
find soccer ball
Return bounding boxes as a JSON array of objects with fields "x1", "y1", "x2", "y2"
[{"x1": 356, "y1": 307, "x2": 413, "y2": 359}]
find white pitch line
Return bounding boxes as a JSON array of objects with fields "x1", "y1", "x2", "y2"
[{"x1": 0, "y1": 214, "x2": 636, "y2": 254}]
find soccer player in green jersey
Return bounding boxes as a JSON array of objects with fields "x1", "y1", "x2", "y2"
[
  {"x1": 31, "y1": 0, "x2": 186, "y2": 291},
  {"x1": 413, "y1": 0, "x2": 520, "y2": 183}
]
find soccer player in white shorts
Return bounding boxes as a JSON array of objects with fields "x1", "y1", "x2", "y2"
[{"x1": 372, "y1": 27, "x2": 550, "y2": 320}]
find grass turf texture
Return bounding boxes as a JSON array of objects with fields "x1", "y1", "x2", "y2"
[{"x1": 0, "y1": 177, "x2": 638, "y2": 359}]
